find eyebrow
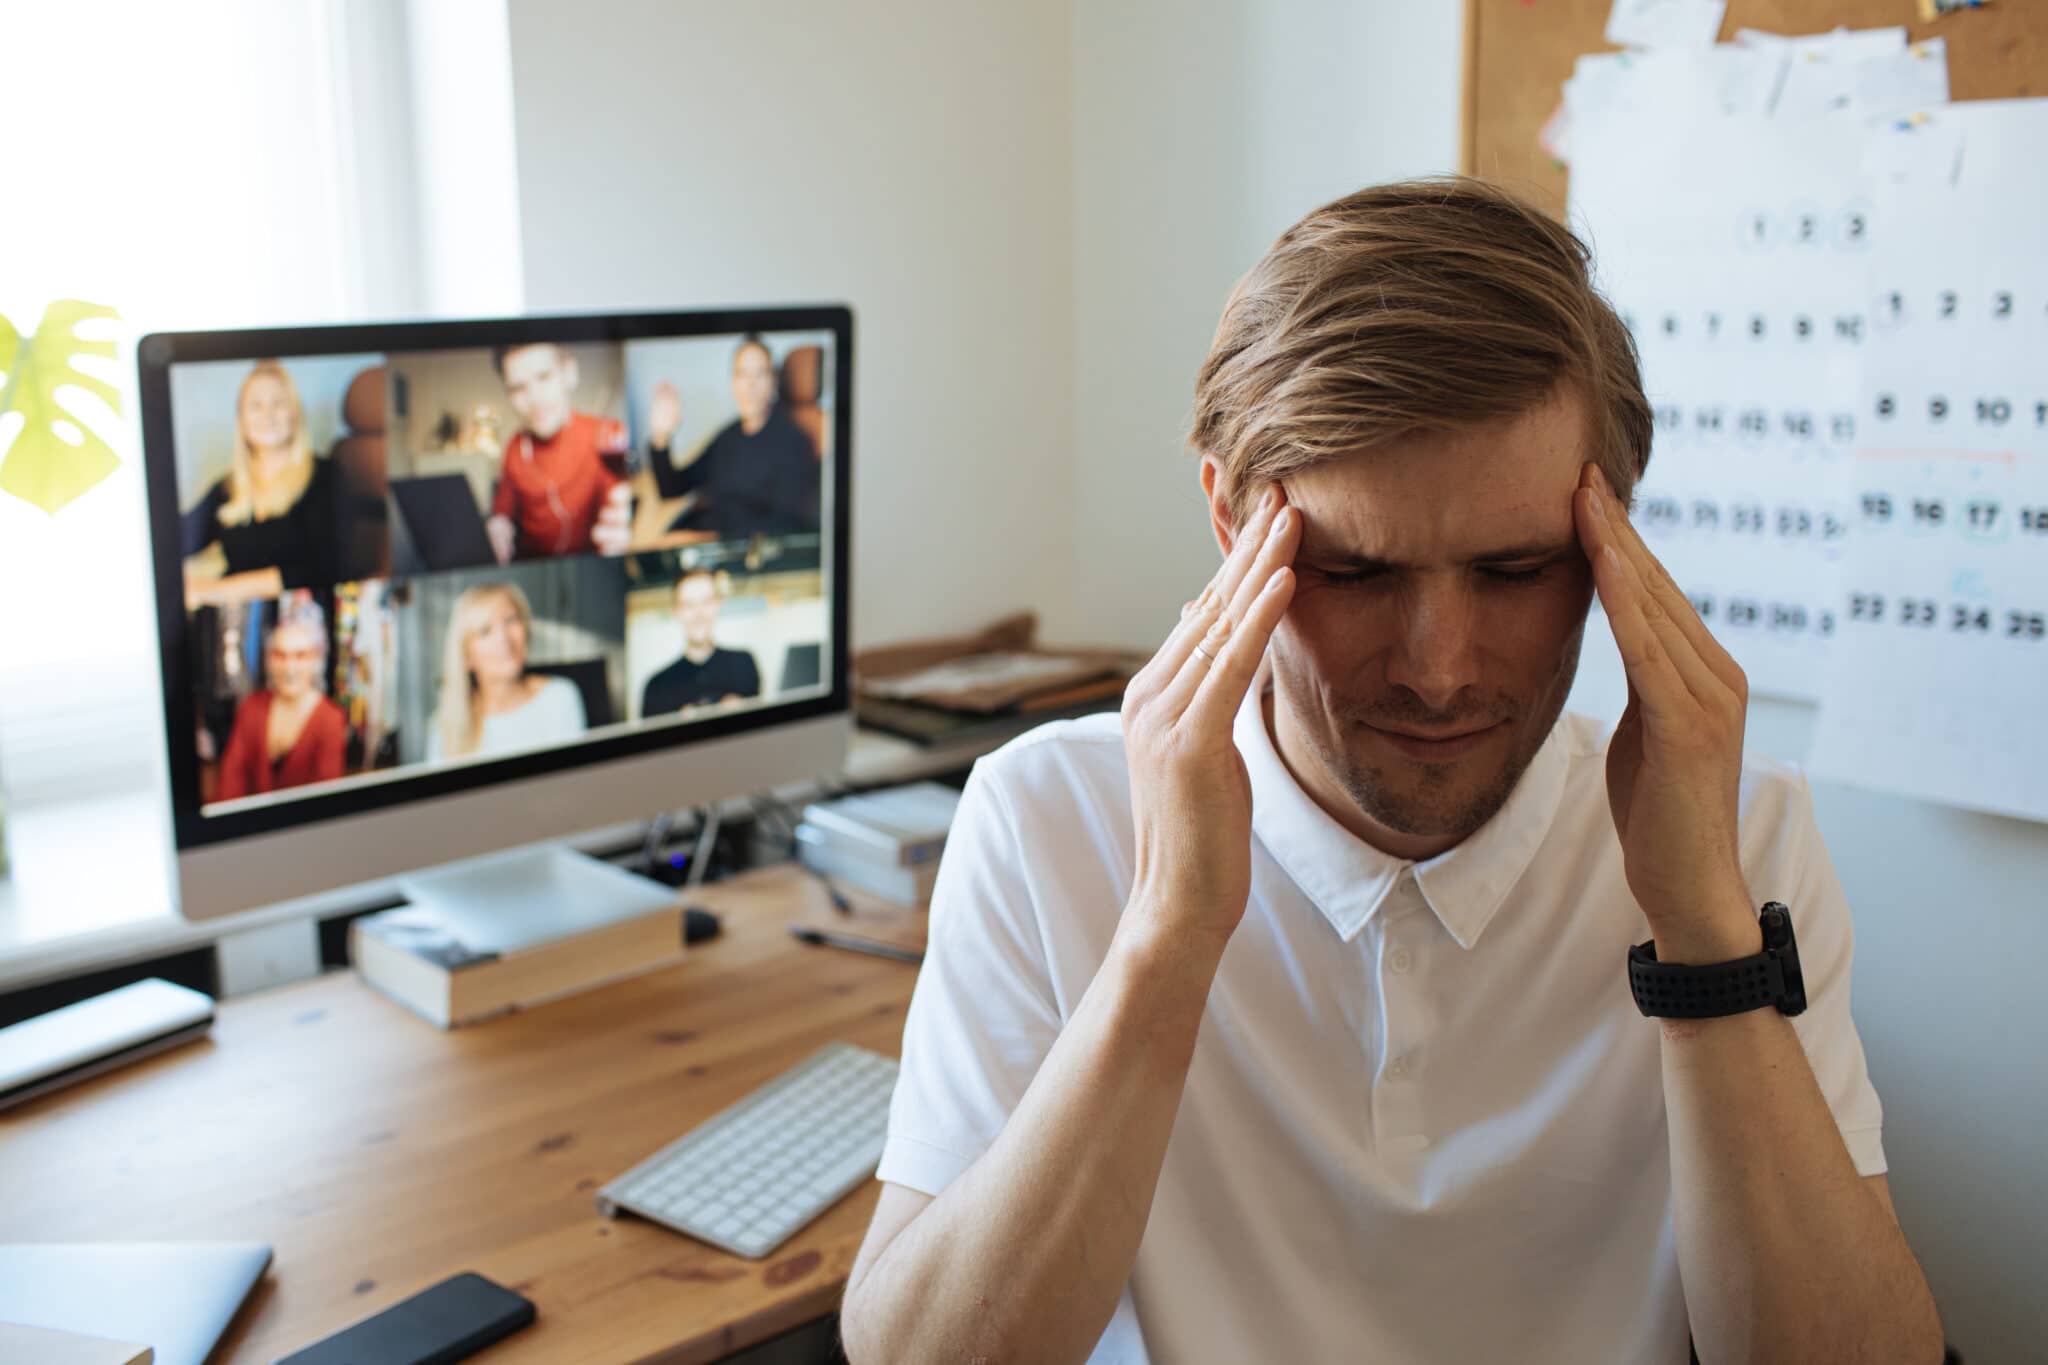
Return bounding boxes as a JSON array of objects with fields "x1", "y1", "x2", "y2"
[{"x1": 1297, "y1": 536, "x2": 1580, "y2": 570}]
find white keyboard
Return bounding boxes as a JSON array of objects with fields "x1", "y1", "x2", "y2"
[{"x1": 596, "y1": 1041, "x2": 899, "y2": 1259}]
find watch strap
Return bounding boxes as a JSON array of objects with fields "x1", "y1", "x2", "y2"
[{"x1": 1627, "y1": 940, "x2": 1786, "y2": 1018}]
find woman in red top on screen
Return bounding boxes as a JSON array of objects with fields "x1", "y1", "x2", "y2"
[
  {"x1": 213, "y1": 600, "x2": 349, "y2": 800},
  {"x1": 483, "y1": 342, "x2": 633, "y2": 563}
]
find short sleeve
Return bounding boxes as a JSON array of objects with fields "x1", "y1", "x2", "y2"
[
  {"x1": 877, "y1": 760, "x2": 1065, "y2": 1197},
  {"x1": 1776, "y1": 772, "x2": 1887, "y2": 1177}
]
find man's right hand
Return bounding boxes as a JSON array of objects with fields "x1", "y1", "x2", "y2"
[
  {"x1": 1119, "y1": 483, "x2": 1299, "y2": 955},
  {"x1": 649, "y1": 380, "x2": 681, "y2": 450},
  {"x1": 486, "y1": 514, "x2": 516, "y2": 566}
]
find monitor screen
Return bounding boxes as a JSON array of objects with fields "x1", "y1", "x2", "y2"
[{"x1": 140, "y1": 308, "x2": 851, "y2": 852}]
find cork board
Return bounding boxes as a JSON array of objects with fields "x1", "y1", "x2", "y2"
[{"x1": 1461, "y1": 0, "x2": 2047, "y2": 217}]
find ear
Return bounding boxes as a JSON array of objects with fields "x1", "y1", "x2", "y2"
[
  {"x1": 562, "y1": 354, "x2": 581, "y2": 389},
  {"x1": 1199, "y1": 453, "x2": 1238, "y2": 558}
]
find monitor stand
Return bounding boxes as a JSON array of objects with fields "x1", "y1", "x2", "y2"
[{"x1": 395, "y1": 843, "x2": 678, "y2": 954}]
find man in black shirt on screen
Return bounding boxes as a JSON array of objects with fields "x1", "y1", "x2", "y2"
[
  {"x1": 646, "y1": 334, "x2": 820, "y2": 539},
  {"x1": 641, "y1": 568, "x2": 762, "y2": 718}
]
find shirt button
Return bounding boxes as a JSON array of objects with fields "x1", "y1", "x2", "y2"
[
  {"x1": 1388, "y1": 1056, "x2": 1410, "y2": 1080},
  {"x1": 1390, "y1": 948, "x2": 1413, "y2": 974}
]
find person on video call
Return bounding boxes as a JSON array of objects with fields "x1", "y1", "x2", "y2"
[
  {"x1": 640, "y1": 568, "x2": 761, "y2": 718},
  {"x1": 213, "y1": 598, "x2": 348, "y2": 800},
  {"x1": 839, "y1": 180, "x2": 1942, "y2": 1365},
  {"x1": 182, "y1": 360, "x2": 343, "y2": 598},
  {"x1": 646, "y1": 335, "x2": 820, "y2": 540},
  {"x1": 485, "y1": 342, "x2": 634, "y2": 563},
  {"x1": 427, "y1": 581, "x2": 588, "y2": 761}
]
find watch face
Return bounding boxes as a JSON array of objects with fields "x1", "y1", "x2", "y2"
[
  {"x1": 1779, "y1": 950, "x2": 1807, "y2": 1015},
  {"x1": 1766, "y1": 904, "x2": 1808, "y2": 1016}
]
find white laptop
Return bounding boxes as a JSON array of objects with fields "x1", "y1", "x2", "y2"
[{"x1": 0, "y1": 978, "x2": 215, "y2": 1113}]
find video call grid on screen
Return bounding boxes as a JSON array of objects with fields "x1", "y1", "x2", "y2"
[{"x1": 138, "y1": 307, "x2": 852, "y2": 850}]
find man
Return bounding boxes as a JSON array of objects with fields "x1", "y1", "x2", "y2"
[
  {"x1": 484, "y1": 342, "x2": 633, "y2": 563},
  {"x1": 646, "y1": 334, "x2": 820, "y2": 540},
  {"x1": 639, "y1": 568, "x2": 761, "y2": 717},
  {"x1": 841, "y1": 180, "x2": 1944, "y2": 1364}
]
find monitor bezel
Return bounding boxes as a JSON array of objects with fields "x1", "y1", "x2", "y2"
[{"x1": 139, "y1": 305, "x2": 854, "y2": 853}]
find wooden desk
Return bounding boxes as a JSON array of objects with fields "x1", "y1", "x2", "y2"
[{"x1": 0, "y1": 865, "x2": 926, "y2": 1363}]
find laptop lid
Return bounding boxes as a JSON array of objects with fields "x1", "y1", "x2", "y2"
[
  {"x1": 389, "y1": 473, "x2": 497, "y2": 571},
  {"x1": 781, "y1": 642, "x2": 822, "y2": 691},
  {"x1": 0, "y1": 1242, "x2": 272, "y2": 1365}
]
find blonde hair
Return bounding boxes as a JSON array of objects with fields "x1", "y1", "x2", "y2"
[
  {"x1": 433, "y1": 582, "x2": 533, "y2": 759},
  {"x1": 217, "y1": 360, "x2": 316, "y2": 527},
  {"x1": 1192, "y1": 177, "x2": 1651, "y2": 526}
]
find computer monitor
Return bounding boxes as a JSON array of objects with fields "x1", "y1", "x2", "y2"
[{"x1": 139, "y1": 307, "x2": 853, "y2": 922}]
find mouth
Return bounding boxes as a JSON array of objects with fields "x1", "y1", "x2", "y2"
[{"x1": 1365, "y1": 720, "x2": 1503, "y2": 761}]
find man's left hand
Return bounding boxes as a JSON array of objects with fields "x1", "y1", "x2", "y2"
[{"x1": 1574, "y1": 462, "x2": 1756, "y2": 961}]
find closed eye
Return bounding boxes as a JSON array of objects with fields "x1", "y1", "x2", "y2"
[
  {"x1": 1312, "y1": 565, "x2": 1384, "y2": 586},
  {"x1": 1312, "y1": 564, "x2": 1553, "y2": 585}
]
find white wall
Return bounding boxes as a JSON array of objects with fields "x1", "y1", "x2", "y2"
[
  {"x1": 1070, "y1": 0, "x2": 1465, "y2": 647},
  {"x1": 505, "y1": 0, "x2": 1076, "y2": 650}
]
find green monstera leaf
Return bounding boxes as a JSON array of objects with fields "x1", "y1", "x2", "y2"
[{"x1": 0, "y1": 299, "x2": 123, "y2": 514}]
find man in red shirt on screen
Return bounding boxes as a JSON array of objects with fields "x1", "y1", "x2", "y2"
[{"x1": 484, "y1": 341, "x2": 633, "y2": 562}]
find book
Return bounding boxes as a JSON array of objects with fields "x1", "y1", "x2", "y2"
[
  {"x1": 0, "y1": 1324, "x2": 151, "y2": 1365},
  {"x1": 350, "y1": 896, "x2": 687, "y2": 1029},
  {"x1": 799, "y1": 781, "x2": 961, "y2": 868},
  {"x1": 795, "y1": 823, "x2": 942, "y2": 905}
]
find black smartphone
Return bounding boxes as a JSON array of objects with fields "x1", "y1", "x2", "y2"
[{"x1": 275, "y1": 1271, "x2": 535, "y2": 1365}]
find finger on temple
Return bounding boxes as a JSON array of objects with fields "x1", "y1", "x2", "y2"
[
  {"x1": 1184, "y1": 565, "x2": 1294, "y2": 735},
  {"x1": 1157, "y1": 505, "x2": 1300, "y2": 718},
  {"x1": 1591, "y1": 468, "x2": 1742, "y2": 687},
  {"x1": 1225, "y1": 503, "x2": 1300, "y2": 622},
  {"x1": 1210, "y1": 487, "x2": 1283, "y2": 615},
  {"x1": 1593, "y1": 541, "x2": 1715, "y2": 723}
]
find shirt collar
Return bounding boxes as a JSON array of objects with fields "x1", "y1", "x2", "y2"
[{"x1": 1235, "y1": 661, "x2": 1572, "y2": 950}]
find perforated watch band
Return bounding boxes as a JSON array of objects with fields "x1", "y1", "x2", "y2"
[{"x1": 1627, "y1": 901, "x2": 1807, "y2": 1019}]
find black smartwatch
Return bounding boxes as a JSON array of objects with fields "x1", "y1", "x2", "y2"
[{"x1": 1627, "y1": 901, "x2": 1806, "y2": 1019}]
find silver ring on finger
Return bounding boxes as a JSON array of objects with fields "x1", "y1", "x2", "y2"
[{"x1": 1191, "y1": 642, "x2": 1216, "y2": 664}]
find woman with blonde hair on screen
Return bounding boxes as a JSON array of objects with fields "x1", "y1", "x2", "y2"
[
  {"x1": 427, "y1": 581, "x2": 588, "y2": 761},
  {"x1": 181, "y1": 359, "x2": 344, "y2": 601},
  {"x1": 213, "y1": 597, "x2": 349, "y2": 800}
]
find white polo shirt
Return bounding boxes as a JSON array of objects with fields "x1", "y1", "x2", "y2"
[{"x1": 877, "y1": 670, "x2": 1886, "y2": 1363}]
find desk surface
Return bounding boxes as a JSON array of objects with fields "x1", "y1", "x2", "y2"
[{"x1": 0, "y1": 864, "x2": 926, "y2": 1364}]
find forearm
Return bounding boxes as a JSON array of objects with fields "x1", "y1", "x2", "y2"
[
  {"x1": 843, "y1": 917, "x2": 1220, "y2": 1365},
  {"x1": 648, "y1": 440, "x2": 702, "y2": 499},
  {"x1": 1659, "y1": 918, "x2": 1942, "y2": 1364}
]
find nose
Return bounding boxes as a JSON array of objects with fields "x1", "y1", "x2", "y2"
[{"x1": 1384, "y1": 575, "x2": 1485, "y2": 715}]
